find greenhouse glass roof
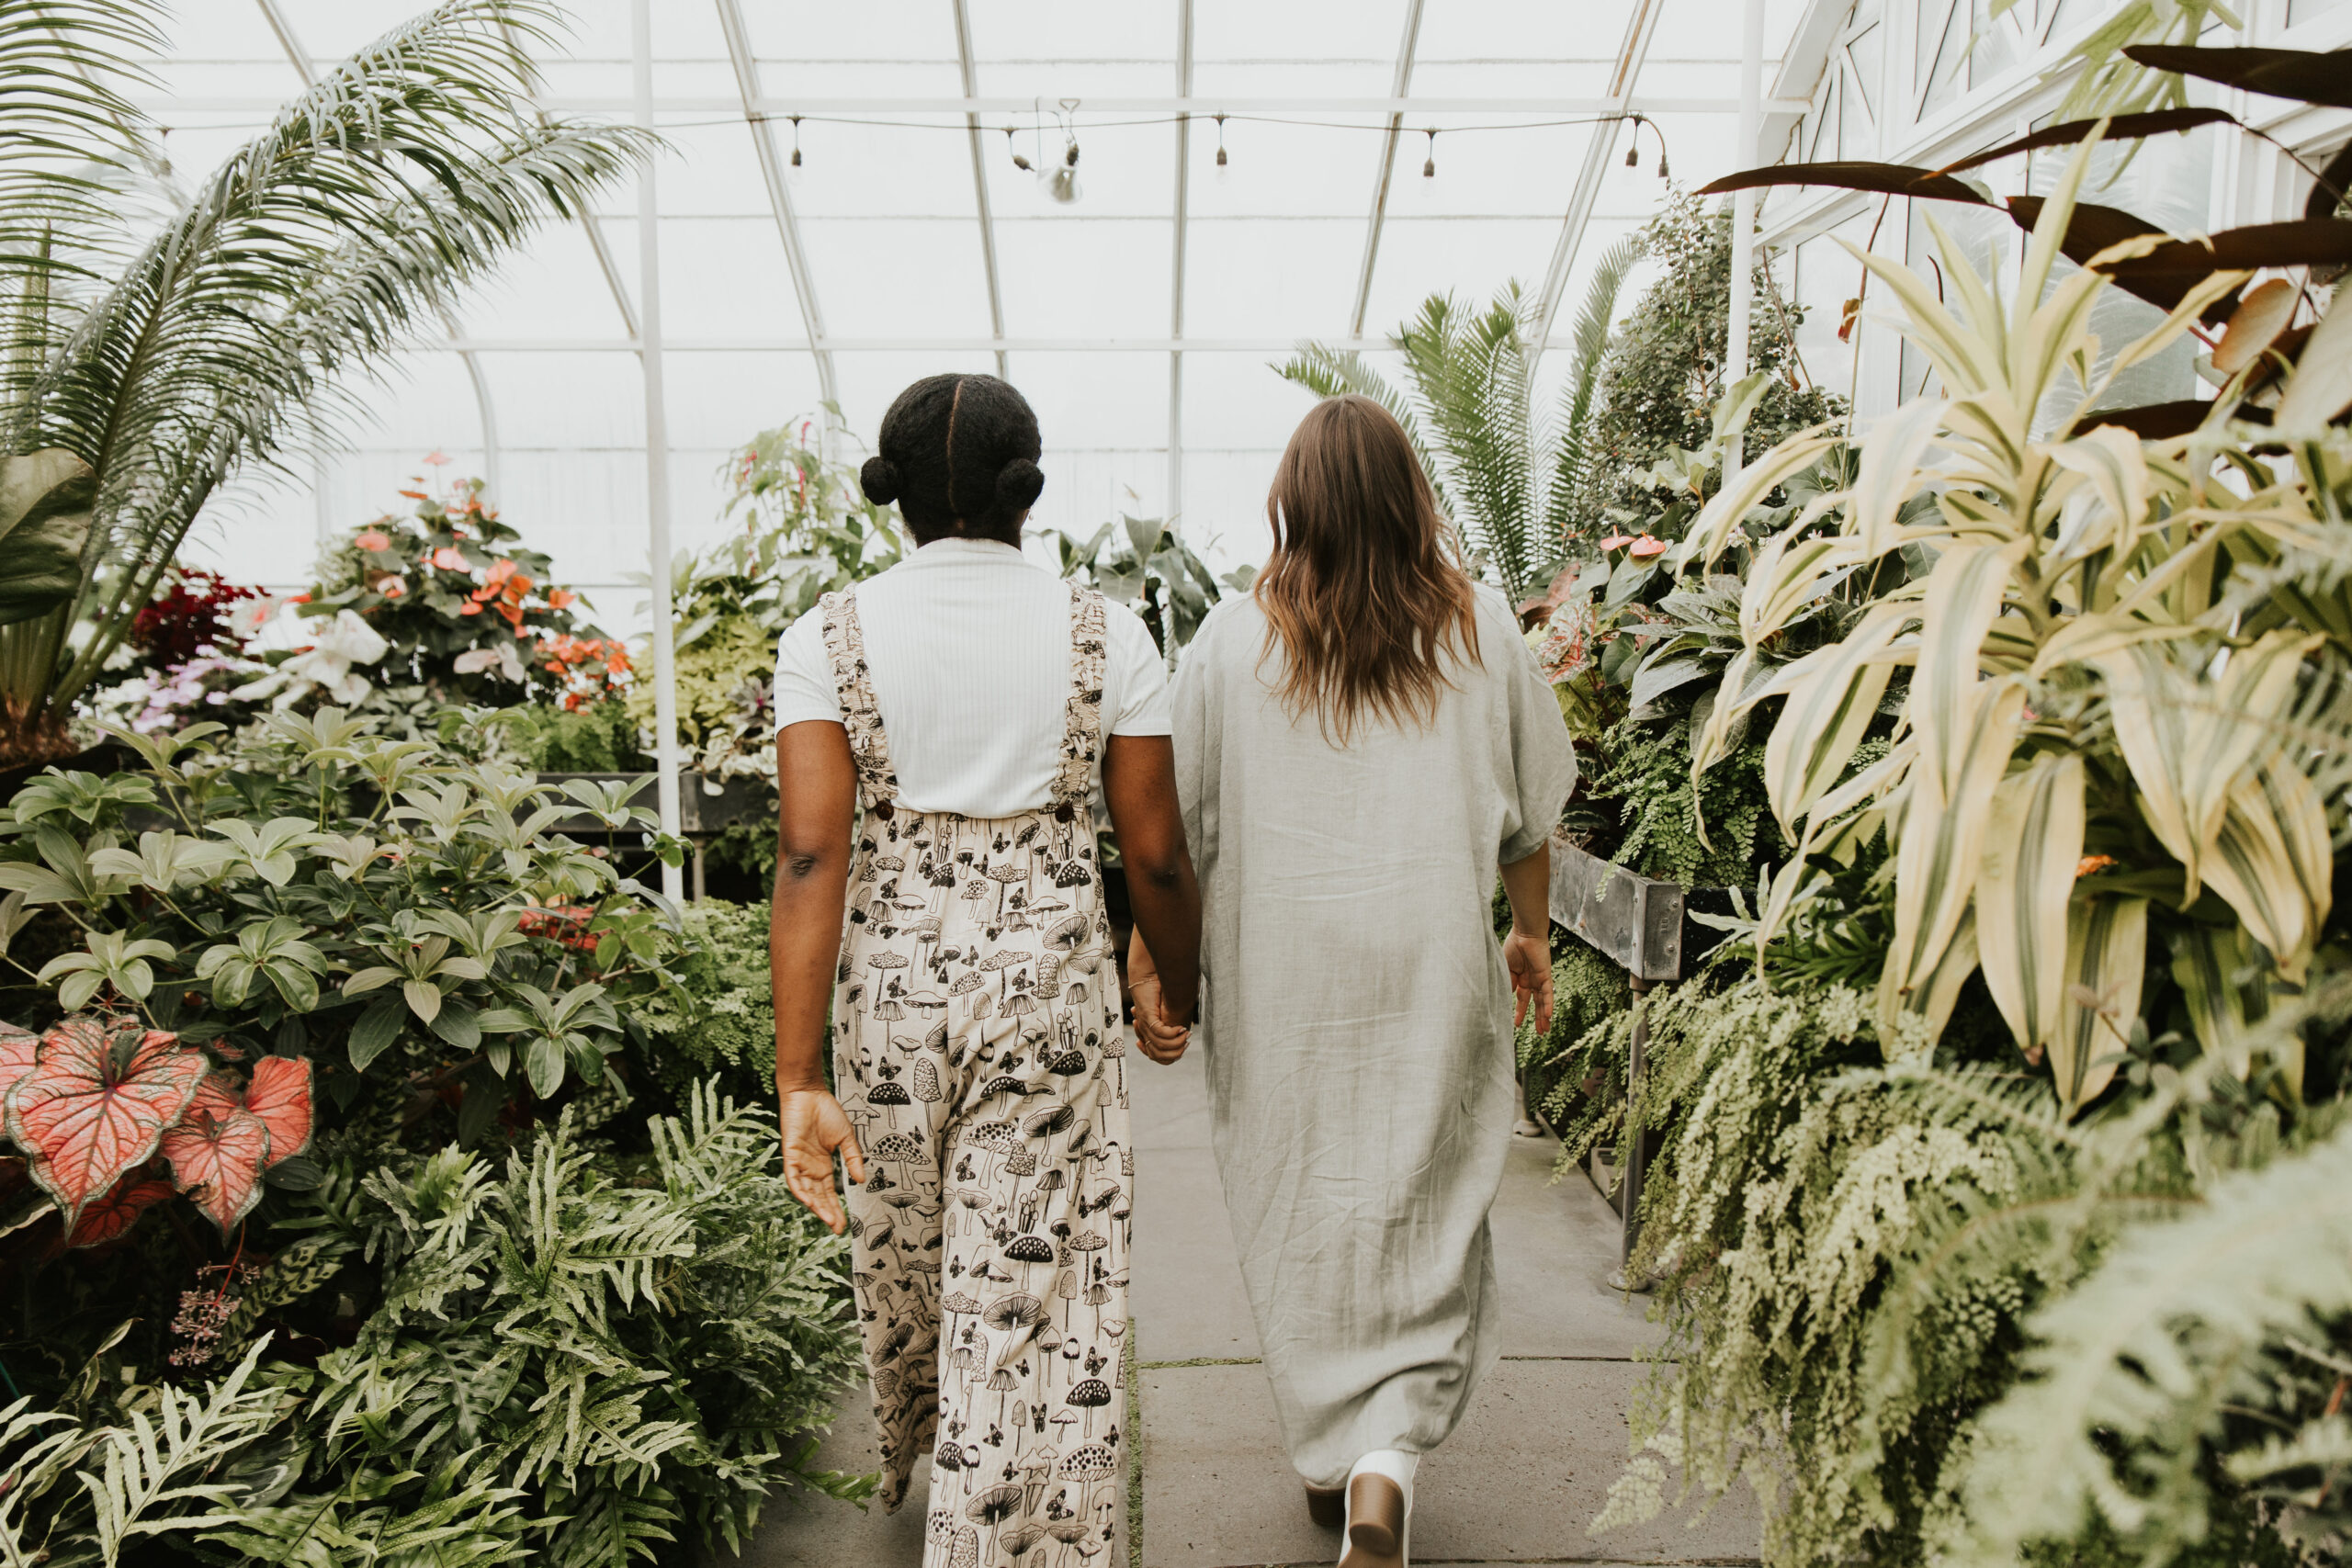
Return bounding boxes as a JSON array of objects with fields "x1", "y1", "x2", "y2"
[{"x1": 140, "y1": 0, "x2": 1814, "y2": 610}]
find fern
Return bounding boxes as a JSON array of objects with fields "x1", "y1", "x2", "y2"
[{"x1": 1944, "y1": 1119, "x2": 2352, "y2": 1565}]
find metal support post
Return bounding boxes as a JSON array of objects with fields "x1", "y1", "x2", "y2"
[{"x1": 633, "y1": 0, "x2": 684, "y2": 903}]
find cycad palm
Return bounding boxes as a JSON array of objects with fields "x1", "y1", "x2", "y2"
[
  {"x1": 1275, "y1": 240, "x2": 1637, "y2": 603},
  {"x1": 0, "y1": 1, "x2": 649, "y2": 763}
]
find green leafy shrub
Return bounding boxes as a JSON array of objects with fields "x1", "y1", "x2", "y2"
[
  {"x1": 629, "y1": 899, "x2": 777, "y2": 1109},
  {"x1": 0, "y1": 1089, "x2": 867, "y2": 1565},
  {"x1": 504, "y1": 696, "x2": 648, "y2": 774}
]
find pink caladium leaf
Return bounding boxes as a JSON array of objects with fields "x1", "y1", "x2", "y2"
[
  {"x1": 65, "y1": 1176, "x2": 177, "y2": 1249},
  {"x1": 161, "y1": 1074, "x2": 272, "y2": 1235},
  {"x1": 0, "y1": 1021, "x2": 39, "y2": 1099},
  {"x1": 243, "y1": 1056, "x2": 313, "y2": 1168},
  {"x1": 6, "y1": 1015, "x2": 207, "y2": 1228}
]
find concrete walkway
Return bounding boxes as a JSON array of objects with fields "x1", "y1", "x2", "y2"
[{"x1": 729, "y1": 1046, "x2": 1760, "y2": 1567}]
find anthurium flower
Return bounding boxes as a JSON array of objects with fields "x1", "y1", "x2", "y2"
[
  {"x1": 459, "y1": 601, "x2": 483, "y2": 616},
  {"x1": 355, "y1": 529, "x2": 391, "y2": 552},
  {"x1": 235, "y1": 610, "x2": 389, "y2": 706},
  {"x1": 1629, "y1": 536, "x2": 1668, "y2": 558},
  {"x1": 1599, "y1": 533, "x2": 1634, "y2": 550},
  {"x1": 374, "y1": 577, "x2": 405, "y2": 598},
  {"x1": 430, "y1": 547, "x2": 468, "y2": 571},
  {"x1": 548, "y1": 588, "x2": 575, "y2": 609}
]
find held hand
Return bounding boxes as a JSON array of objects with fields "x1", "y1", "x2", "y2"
[
  {"x1": 1129, "y1": 976, "x2": 1191, "y2": 1065},
  {"x1": 777, "y1": 1087, "x2": 865, "y2": 1235},
  {"x1": 1504, "y1": 928, "x2": 1554, "y2": 1036}
]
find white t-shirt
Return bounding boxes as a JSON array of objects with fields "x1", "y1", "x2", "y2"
[{"x1": 771, "y1": 538, "x2": 1172, "y2": 819}]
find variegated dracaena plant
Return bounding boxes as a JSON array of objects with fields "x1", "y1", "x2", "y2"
[{"x1": 1679, "y1": 140, "x2": 2352, "y2": 1111}]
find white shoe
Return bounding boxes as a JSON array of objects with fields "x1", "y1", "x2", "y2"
[{"x1": 1336, "y1": 1450, "x2": 1415, "y2": 1567}]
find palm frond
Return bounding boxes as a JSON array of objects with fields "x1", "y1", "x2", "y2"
[
  {"x1": 1547, "y1": 235, "x2": 1639, "y2": 541},
  {"x1": 0, "y1": 0, "x2": 162, "y2": 298},
  {"x1": 0, "y1": 0, "x2": 651, "y2": 723},
  {"x1": 1400, "y1": 288, "x2": 1538, "y2": 596},
  {"x1": 1270, "y1": 341, "x2": 1456, "y2": 520}
]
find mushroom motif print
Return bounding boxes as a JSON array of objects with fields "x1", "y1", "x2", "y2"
[{"x1": 819, "y1": 581, "x2": 1132, "y2": 1560}]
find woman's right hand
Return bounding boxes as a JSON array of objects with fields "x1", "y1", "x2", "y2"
[
  {"x1": 1129, "y1": 975, "x2": 1191, "y2": 1065},
  {"x1": 778, "y1": 1087, "x2": 865, "y2": 1234}
]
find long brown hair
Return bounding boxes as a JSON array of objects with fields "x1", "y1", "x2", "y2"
[{"x1": 1254, "y1": 394, "x2": 1481, "y2": 740}]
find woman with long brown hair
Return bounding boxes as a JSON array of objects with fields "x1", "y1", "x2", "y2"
[{"x1": 1130, "y1": 393, "x2": 1574, "y2": 1566}]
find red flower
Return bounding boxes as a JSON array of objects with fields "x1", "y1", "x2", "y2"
[
  {"x1": 1599, "y1": 534, "x2": 1634, "y2": 551},
  {"x1": 430, "y1": 547, "x2": 468, "y2": 571},
  {"x1": 356, "y1": 529, "x2": 391, "y2": 552},
  {"x1": 1628, "y1": 536, "x2": 1668, "y2": 559},
  {"x1": 548, "y1": 588, "x2": 575, "y2": 609}
]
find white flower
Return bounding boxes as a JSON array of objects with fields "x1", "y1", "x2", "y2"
[
  {"x1": 453, "y1": 639, "x2": 526, "y2": 683},
  {"x1": 236, "y1": 609, "x2": 390, "y2": 706}
]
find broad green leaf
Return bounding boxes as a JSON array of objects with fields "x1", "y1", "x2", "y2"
[
  {"x1": 2098, "y1": 630, "x2": 2316, "y2": 900},
  {"x1": 1974, "y1": 754, "x2": 2086, "y2": 1060},
  {"x1": 1876, "y1": 902, "x2": 1980, "y2": 1061},
  {"x1": 1740, "y1": 531, "x2": 1866, "y2": 648},
  {"x1": 524, "y1": 1035, "x2": 565, "y2": 1100},
  {"x1": 0, "y1": 450, "x2": 96, "y2": 628},
  {"x1": 1673, "y1": 432, "x2": 1841, "y2": 570},
  {"x1": 2169, "y1": 921, "x2": 2270, "y2": 1081},
  {"x1": 1850, "y1": 397, "x2": 1947, "y2": 558},
  {"x1": 343, "y1": 966, "x2": 401, "y2": 996},
  {"x1": 2051, "y1": 895, "x2": 2147, "y2": 1116},
  {"x1": 348, "y1": 995, "x2": 406, "y2": 1072},
  {"x1": 401, "y1": 979, "x2": 443, "y2": 1025},
  {"x1": 2201, "y1": 783, "x2": 2312, "y2": 985},
  {"x1": 1912, "y1": 544, "x2": 2018, "y2": 787},
  {"x1": 1887, "y1": 680, "x2": 2026, "y2": 1027},
  {"x1": 1760, "y1": 602, "x2": 1913, "y2": 839}
]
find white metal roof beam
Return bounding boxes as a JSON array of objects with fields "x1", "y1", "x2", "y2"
[
  {"x1": 950, "y1": 0, "x2": 1008, "y2": 379},
  {"x1": 428, "y1": 335, "x2": 1602, "y2": 353},
  {"x1": 146, "y1": 94, "x2": 1801, "y2": 117},
  {"x1": 253, "y1": 0, "x2": 503, "y2": 497},
  {"x1": 1528, "y1": 0, "x2": 1667, "y2": 376},
  {"x1": 1349, "y1": 0, "x2": 1430, "y2": 337},
  {"x1": 1170, "y1": 0, "x2": 1193, "y2": 522},
  {"x1": 714, "y1": 0, "x2": 840, "y2": 413}
]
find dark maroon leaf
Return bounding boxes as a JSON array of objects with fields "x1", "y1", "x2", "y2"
[
  {"x1": 2003, "y1": 197, "x2": 2242, "y2": 320},
  {"x1": 1697, "y1": 162, "x2": 1993, "y2": 205},
  {"x1": 2099, "y1": 219, "x2": 2352, "y2": 298},
  {"x1": 2121, "y1": 45, "x2": 2352, "y2": 110},
  {"x1": 2084, "y1": 400, "x2": 2272, "y2": 439},
  {"x1": 2308, "y1": 142, "x2": 2352, "y2": 222},
  {"x1": 1937, "y1": 108, "x2": 2238, "y2": 175}
]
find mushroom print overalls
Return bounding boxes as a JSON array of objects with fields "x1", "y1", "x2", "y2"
[{"x1": 822, "y1": 582, "x2": 1134, "y2": 1566}]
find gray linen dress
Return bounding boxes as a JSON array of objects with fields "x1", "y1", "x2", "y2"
[{"x1": 1170, "y1": 585, "x2": 1577, "y2": 1485}]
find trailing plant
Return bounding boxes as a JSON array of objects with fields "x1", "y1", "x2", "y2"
[
  {"x1": 1573, "y1": 193, "x2": 1841, "y2": 545},
  {"x1": 0, "y1": 0, "x2": 649, "y2": 764},
  {"x1": 1516, "y1": 942, "x2": 1632, "y2": 1157},
  {"x1": 1276, "y1": 252, "x2": 1638, "y2": 602}
]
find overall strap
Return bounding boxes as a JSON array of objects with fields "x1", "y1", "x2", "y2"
[
  {"x1": 817, "y1": 588, "x2": 902, "y2": 814},
  {"x1": 1051, "y1": 581, "x2": 1109, "y2": 818}
]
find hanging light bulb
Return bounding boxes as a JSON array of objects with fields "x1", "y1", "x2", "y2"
[
  {"x1": 1215, "y1": 113, "x2": 1228, "y2": 169},
  {"x1": 1624, "y1": 114, "x2": 1641, "y2": 169},
  {"x1": 1657, "y1": 147, "x2": 1670, "y2": 180},
  {"x1": 1006, "y1": 124, "x2": 1032, "y2": 172},
  {"x1": 1048, "y1": 98, "x2": 1082, "y2": 203},
  {"x1": 1422, "y1": 128, "x2": 1436, "y2": 178},
  {"x1": 788, "y1": 115, "x2": 804, "y2": 173}
]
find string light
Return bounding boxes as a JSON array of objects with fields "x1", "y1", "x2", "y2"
[
  {"x1": 1625, "y1": 113, "x2": 1642, "y2": 168},
  {"x1": 788, "y1": 115, "x2": 803, "y2": 168},
  {"x1": 1422, "y1": 127, "x2": 1437, "y2": 177},
  {"x1": 1005, "y1": 123, "x2": 1031, "y2": 172},
  {"x1": 1215, "y1": 112, "x2": 1228, "y2": 168}
]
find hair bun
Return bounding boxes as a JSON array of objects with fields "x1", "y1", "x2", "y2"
[
  {"x1": 859, "y1": 456, "x2": 899, "y2": 506},
  {"x1": 994, "y1": 457, "x2": 1045, "y2": 513}
]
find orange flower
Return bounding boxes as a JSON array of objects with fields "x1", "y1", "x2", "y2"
[
  {"x1": 548, "y1": 588, "x2": 575, "y2": 609},
  {"x1": 1629, "y1": 536, "x2": 1668, "y2": 558},
  {"x1": 396, "y1": 490, "x2": 426, "y2": 501},
  {"x1": 287, "y1": 592, "x2": 310, "y2": 604},
  {"x1": 483, "y1": 558, "x2": 518, "y2": 587},
  {"x1": 459, "y1": 600, "x2": 483, "y2": 615},
  {"x1": 1599, "y1": 533, "x2": 1634, "y2": 550},
  {"x1": 2075, "y1": 854, "x2": 2118, "y2": 879},
  {"x1": 376, "y1": 577, "x2": 405, "y2": 598},
  {"x1": 430, "y1": 547, "x2": 468, "y2": 571},
  {"x1": 356, "y1": 529, "x2": 391, "y2": 552}
]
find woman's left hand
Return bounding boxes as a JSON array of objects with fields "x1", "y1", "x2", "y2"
[{"x1": 1504, "y1": 928, "x2": 1553, "y2": 1034}]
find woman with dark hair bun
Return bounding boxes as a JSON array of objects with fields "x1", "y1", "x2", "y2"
[{"x1": 765, "y1": 372, "x2": 1201, "y2": 1559}]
